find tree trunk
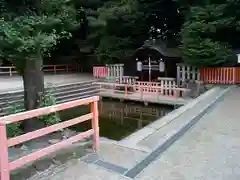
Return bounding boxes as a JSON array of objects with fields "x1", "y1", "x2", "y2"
[{"x1": 23, "y1": 58, "x2": 45, "y2": 132}]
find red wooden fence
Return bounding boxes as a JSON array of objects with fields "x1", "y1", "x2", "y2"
[
  {"x1": 200, "y1": 67, "x2": 240, "y2": 84},
  {"x1": 43, "y1": 64, "x2": 80, "y2": 73},
  {"x1": 0, "y1": 64, "x2": 80, "y2": 76},
  {"x1": 0, "y1": 96, "x2": 99, "y2": 180},
  {"x1": 93, "y1": 66, "x2": 109, "y2": 78},
  {"x1": 236, "y1": 67, "x2": 240, "y2": 84}
]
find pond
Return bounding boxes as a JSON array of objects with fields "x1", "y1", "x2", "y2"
[{"x1": 60, "y1": 99, "x2": 173, "y2": 141}]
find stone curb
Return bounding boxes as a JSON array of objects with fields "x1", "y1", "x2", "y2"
[
  {"x1": 124, "y1": 86, "x2": 232, "y2": 178},
  {"x1": 119, "y1": 87, "x2": 221, "y2": 147}
]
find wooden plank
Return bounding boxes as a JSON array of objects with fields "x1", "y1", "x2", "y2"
[
  {"x1": 0, "y1": 125, "x2": 10, "y2": 180},
  {"x1": 7, "y1": 113, "x2": 93, "y2": 147},
  {"x1": 99, "y1": 90, "x2": 188, "y2": 105},
  {"x1": 9, "y1": 129, "x2": 94, "y2": 171},
  {"x1": 0, "y1": 96, "x2": 99, "y2": 125}
]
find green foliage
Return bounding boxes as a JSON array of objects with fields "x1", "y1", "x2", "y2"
[
  {"x1": 90, "y1": 0, "x2": 148, "y2": 64},
  {"x1": 6, "y1": 103, "x2": 24, "y2": 137},
  {"x1": 138, "y1": 0, "x2": 183, "y2": 40},
  {"x1": 182, "y1": 38, "x2": 231, "y2": 67},
  {"x1": 5, "y1": 89, "x2": 61, "y2": 137},
  {"x1": 181, "y1": 4, "x2": 235, "y2": 67},
  {"x1": 2, "y1": 0, "x2": 240, "y2": 69},
  {"x1": 39, "y1": 89, "x2": 61, "y2": 126},
  {"x1": 94, "y1": 36, "x2": 133, "y2": 64},
  {"x1": 0, "y1": 0, "x2": 78, "y2": 72}
]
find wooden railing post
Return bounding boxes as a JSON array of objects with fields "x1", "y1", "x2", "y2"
[
  {"x1": 91, "y1": 101, "x2": 99, "y2": 152},
  {"x1": 174, "y1": 89, "x2": 180, "y2": 98},
  {"x1": 54, "y1": 65, "x2": 56, "y2": 74},
  {"x1": 0, "y1": 124, "x2": 10, "y2": 180},
  {"x1": 233, "y1": 67, "x2": 236, "y2": 84},
  {"x1": 9, "y1": 67, "x2": 12, "y2": 76},
  {"x1": 140, "y1": 86, "x2": 143, "y2": 100},
  {"x1": 124, "y1": 85, "x2": 128, "y2": 98}
]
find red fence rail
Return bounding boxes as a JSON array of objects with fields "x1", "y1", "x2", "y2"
[
  {"x1": 236, "y1": 67, "x2": 240, "y2": 84},
  {"x1": 0, "y1": 64, "x2": 80, "y2": 76},
  {"x1": 43, "y1": 64, "x2": 80, "y2": 73},
  {"x1": 97, "y1": 82, "x2": 190, "y2": 98},
  {"x1": 93, "y1": 66, "x2": 109, "y2": 78},
  {"x1": 0, "y1": 96, "x2": 99, "y2": 180},
  {"x1": 0, "y1": 66, "x2": 17, "y2": 76},
  {"x1": 200, "y1": 67, "x2": 240, "y2": 84}
]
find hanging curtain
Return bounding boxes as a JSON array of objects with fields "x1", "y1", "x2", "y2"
[
  {"x1": 159, "y1": 60, "x2": 165, "y2": 72},
  {"x1": 137, "y1": 61, "x2": 143, "y2": 72}
]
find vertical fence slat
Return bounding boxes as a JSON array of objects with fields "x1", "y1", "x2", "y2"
[
  {"x1": 200, "y1": 67, "x2": 240, "y2": 85},
  {"x1": 93, "y1": 66, "x2": 110, "y2": 78},
  {"x1": 0, "y1": 124, "x2": 10, "y2": 180},
  {"x1": 236, "y1": 67, "x2": 240, "y2": 84},
  {"x1": 91, "y1": 101, "x2": 99, "y2": 152},
  {"x1": 226, "y1": 68, "x2": 229, "y2": 84}
]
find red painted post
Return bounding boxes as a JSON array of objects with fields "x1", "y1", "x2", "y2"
[
  {"x1": 91, "y1": 101, "x2": 99, "y2": 152},
  {"x1": 0, "y1": 124, "x2": 10, "y2": 180},
  {"x1": 125, "y1": 85, "x2": 128, "y2": 98},
  {"x1": 233, "y1": 67, "x2": 236, "y2": 84},
  {"x1": 54, "y1": 65, "x2": 56, "y2": 74},
  {"x1": 140, "y1": 86, "x2": 143, "y2": 100}
]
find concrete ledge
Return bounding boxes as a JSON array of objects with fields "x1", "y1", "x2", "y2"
[
  {"x1": 124, "y1": 86, "x2": 232, "y2": 178},
  {"x1": 119, "y1": 87, "x2": 220, "y2": 147}
]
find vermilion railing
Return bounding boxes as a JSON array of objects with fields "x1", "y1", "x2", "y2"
[
  {"x1": 0, "y1": 96, "x2": 99, "y2": 180},
  {"x1": 200, "y1": 67, "x2": 240, "y2": 84},
  {"x1": 0, "y1": 64, "x2": 80, "y2": 76},
  {"x1": 235, "y1": 67, "x2": 240, "y2": 84},
  {"x1": 93, "y1": 66, "x2": 110, "y2": 78},
  {"x1": 200, "y1": 67, "x2": 234, "y2": 84},
  {"x1": 43, "y1": 64, "x2": 80, "y2": 73},
  {"x1": 0, "y1": 66, "x2": 17, "y2": 76},
  {"x1": 97, "y1": 82, "x2": 189, "y2": 98}
]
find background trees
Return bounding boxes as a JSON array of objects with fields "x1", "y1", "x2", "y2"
[
  {"x1": 2, "y1": 0, "x2": 240, "y2": 68},
  {"x1": 181, "y1": 0, "x2": 240, "y2": 67},
  {"x1": 1, "y1": 0, "x2": 240, "y2": 129},
  {"x1": 0, "y1": 0, "x2": 78, "y2": 131}
]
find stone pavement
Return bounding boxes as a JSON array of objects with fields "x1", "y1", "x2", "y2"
[
  {"x1": 26, "y1": 86, "x2": 240, "y2": 180},
  {"x1": 134, "y1": 86, "x2": 240, "y2": 180},
  {"x1": 0, "y1": 73, "x2": 93, "y2": 92}
]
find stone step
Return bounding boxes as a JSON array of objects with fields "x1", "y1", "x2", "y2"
[
  {"x1": 0, "y1": 84, "x2": 98, "y2": 107},
  {"x1": 27, "y1": 140, "x2": 145, "y2": 180},
  {"x1": 0, "y1": 80, "x2": 97, "y2": 101},
  {"x1": 0, "y1": 80, "x2": 99, "y2": 116},
  {"x1": 28, "y1": 159, "x2": 130, "y2": 180},
  {"x1": 93, "y1": 141, "x2": 147, "y2": 170}
]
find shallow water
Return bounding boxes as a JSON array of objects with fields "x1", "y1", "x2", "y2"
[{"x1": 60, "y1": 99, "x2": 173, "y2": 140}]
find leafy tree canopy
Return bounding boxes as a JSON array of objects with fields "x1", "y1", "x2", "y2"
[
  {"x1": 0, "y1": 0, "x2": 78, "y2": 73},
  {"x1": 181, "y1": 2, "x2": 240, "y2": 67}
]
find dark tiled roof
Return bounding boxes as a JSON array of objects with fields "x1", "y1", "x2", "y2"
[{"x1": 135, "y1": 39, "x2": 181, "y2": 58}]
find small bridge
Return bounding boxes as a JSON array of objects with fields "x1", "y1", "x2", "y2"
[{"x1": 97, "y1": 81, "x2": 191, "y2": 106}]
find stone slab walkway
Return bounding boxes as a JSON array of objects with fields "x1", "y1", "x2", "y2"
[{"x1": 135, "y1": 86, "x2": 240, "y2": 180}]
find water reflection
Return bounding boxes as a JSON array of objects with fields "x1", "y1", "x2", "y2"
[
  {"x1": 97, "y1": 100, "x2": 173, "y2": 139},
  {"x1": 61, "y1": 99, "x2": 173, "y2": 141}
]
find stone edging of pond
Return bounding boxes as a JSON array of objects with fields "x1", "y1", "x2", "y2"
[{"x1": 118, "y1": 86, "x2": 232, "y2": 152}]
